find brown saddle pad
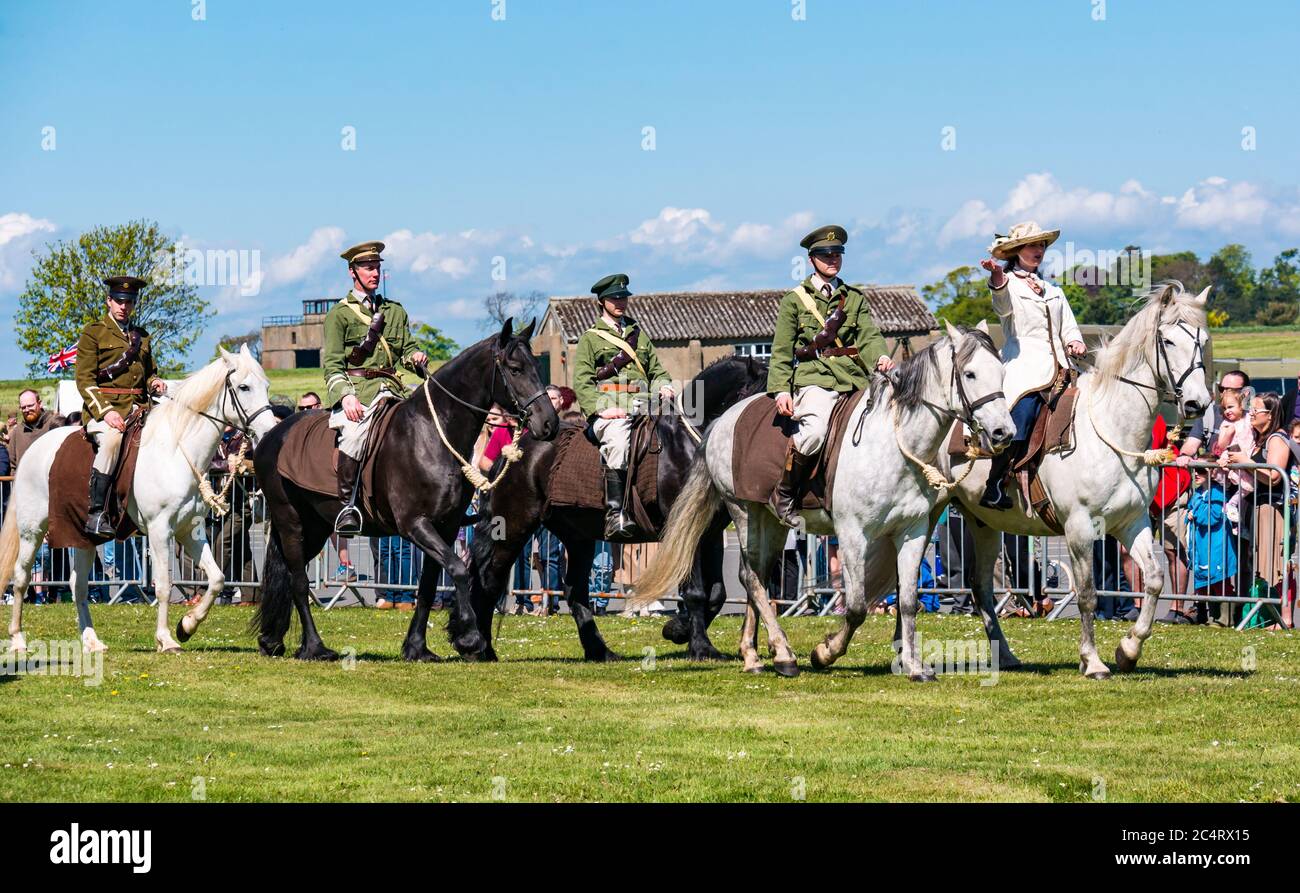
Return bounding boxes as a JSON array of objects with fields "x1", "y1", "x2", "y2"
[
  {"x1": 47, "y1": 416, "x2": 146, "y2": 549},
  {"x1": 730, "y1": 390, "x2": 867, "y2": 513},
  {"x1": 276, "y1": 404, "x2": 401, "y2": 517},
  {"x1": 545, "y1": 420, "x2": 660, "y2": 520},
  {"x1": 947, "y1": 384, "x2": 1079, "y2": 463}
]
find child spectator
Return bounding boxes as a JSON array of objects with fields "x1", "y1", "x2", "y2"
[
  {"x1": 1185, "y1": 466, "x2": 1237, "y2": 614},
  {"x1": 1215, "y1": 386, "x2": 1255, "y2": 523}
]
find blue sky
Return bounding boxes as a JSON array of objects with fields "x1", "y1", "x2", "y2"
[{"x1": 2, "y1": 0, "x2": 1299, "y2": 375}]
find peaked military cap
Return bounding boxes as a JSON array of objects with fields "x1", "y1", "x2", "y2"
[
  {"x1": 800, "y1": 225, "x2": 848, "y2": 253},
  {"x1": 341, "y1": 241, "x2": 385, "y2": 264},
  {"x1": 591, "y1": 273, "x2": 632, "y2": 301},
  {"x1": 103, "y1": 275, "x2": 147, "y2": 299}
]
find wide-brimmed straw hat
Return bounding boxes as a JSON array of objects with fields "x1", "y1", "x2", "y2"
[{"x1": 989, "y1": 221, "x2": 1060, "y2": 260}]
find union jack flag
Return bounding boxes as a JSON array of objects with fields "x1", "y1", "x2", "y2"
[{"x1": 47, "y1": 344, "x2": 78, "y2": 373}]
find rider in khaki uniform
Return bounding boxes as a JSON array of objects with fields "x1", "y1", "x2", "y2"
[
  {"x1": 75, "y1": 275, "x2": 168, "y2": 537},
  {"x1": 767, "y1": 225, "x2": 894, "y2": 527},
  {"x1": 323, "y1": 240, "x2": 427, "y2": 534},
  {"x1": 572, "y1": 273, "x2": 674, "y2": 541}
]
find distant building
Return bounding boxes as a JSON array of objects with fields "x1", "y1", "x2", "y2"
[
  {"x1": 261, "y1": 298, "x2": 338, "y2": 370},
  {"x1": 532, "y1": 286, "x2": 939, "y2": 387}
]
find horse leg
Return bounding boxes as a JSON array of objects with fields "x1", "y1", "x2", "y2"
[
  {"x1": 742, "y1": 507, "x2": 798, "y2": 676},
  {"x1": 147, "y1": 521, "x2": 183, "y2": 654},
  {"x1": 464, "y1": 515, "x2": 539, "y2": 660},
  {"x1": 70, "y1": 547, "x2": 106, "y2": 653},
  {"x1": 289, "y1": 522, "x2": 336, "y2": 661},
  {"x1": 400, "y1": 550, "x2": 443, "y2": 663},
  {"x1": 559, "y1": 537, "x2": 615, "y2": 661},
  {"x1": 174, "y1": 517, "x2": 224, "y2": 647},
  {"x1": 810, "y1": 527, "x2": 871, "y2": 671},
  {"x1": 892, "y1": 526, "x2": 936, "y2": 682},
  {"x1": 1065, "y1": 519, "x2": 1110, "y2": 680},
  {"x1": 683, "y1": 511, "x2": 729, "y2": 661},
  {"x1": 725, "y1": 501, "x2": 764, "y2": 673},
  {"x1": 967, "y1": 523, "x2": 1022, "y2": 669},
  {"x1": 1115, "y1": 520, "x2": 1163, "y2": 673},
  {"x1": 6, "y1": 526, "x2": 45, "y2": 655},
  {"x1": 401, "y1": 516, "x2": 485, "y2": 659}
]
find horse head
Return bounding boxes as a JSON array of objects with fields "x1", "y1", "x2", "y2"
[
  {"x1": 218, "y1": 344, "x2": 278, "y2": 445},
  {"x1": 492, "y1": 317, "x2": 559, "y2": 441},
  {"x1": 943, "y1": 319, "x2": 1015, "y2": 453}
]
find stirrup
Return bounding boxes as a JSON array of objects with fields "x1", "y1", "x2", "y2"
[
  {"x1": 334, "y1": 504, "x2": 363, "y2": 535},
  {"x1": 84, "y1": 512, "x2": 113, "y2": 538}
]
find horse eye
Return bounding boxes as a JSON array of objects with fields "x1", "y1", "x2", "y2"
[
  {"x1": 238, "y1": 384, "x2": 251, "y2": 391},
  {"x1": 1162, "y1": 339, "x2": 1175, "y2": 347},
  {"x1": 964, "y1": 371, "x2": 976, "y2": 380}
]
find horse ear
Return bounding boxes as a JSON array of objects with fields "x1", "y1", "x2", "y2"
[
  {"x1": 943, "y1": 319, "x2": 961, "y2": 343},
  {"x1": 238, "y1": 343, "x2": 253, "y2": 361},
  {"x1": 219, "y1": 346, "x2": 236, "y2": 369},
  {"x1": 1193, "y1": 285, "x2": 1211, "y2": 306},
  {"x1": 975, "y1": 319, "x2": 990, "y2": 334},
  {"x1": 498, "y1": 317, "x2": 513, "y2": 348},
  {"x1": 517, "y1": 318, "x2": 536, "y2": 341}
]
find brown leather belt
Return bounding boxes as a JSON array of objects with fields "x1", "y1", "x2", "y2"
[
  {"x1": 811, "y1": 347, "x2": 859, "y2": 359},
  {"x1": 598, "y1": 382, "x2": 644, "y2": 393},
  {"x1": 97, "y1": 387, "x2": 143, "y2": 395},
  {"x1": 346, "y1": 368, "x2": 398, "y2": 379}
]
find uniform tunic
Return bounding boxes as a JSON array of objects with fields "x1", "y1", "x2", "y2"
[
  {"x1": 74, "y1": 314, "x2": 161, "y2": 474},
  {"x1": 766, "y1": 276, "x2": 887, "y2": 454},
  {"x1": 571, "y1": 315, "x2": 670, "y2": 469},
  {"x1": 322, "y1": 291, "x2": 420, "y2": 459}
]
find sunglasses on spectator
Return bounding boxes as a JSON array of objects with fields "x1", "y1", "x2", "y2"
[{"x1": 296, "y1": 403, "x2": 319, "y2": 411}]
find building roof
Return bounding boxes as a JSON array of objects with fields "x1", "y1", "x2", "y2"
[{"x1": 544, "y1": 286, "x2": 937, "y2": 342}]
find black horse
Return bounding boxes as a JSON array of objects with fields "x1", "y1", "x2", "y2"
[
  {"x1": 253, "y1": 319, "x2": 558, "y2": 661},
  {"x1": 462, "y1": 354, "x2": 768, "y2": 662}
]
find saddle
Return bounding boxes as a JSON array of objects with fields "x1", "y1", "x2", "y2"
[
  {"x1": 948, "y1": 369, "x2": 1079, "y2": 533},
  {"x1": 546, "y1": 417, "x2": 662, "y2": 533},
  {"x1": 47, "y1": 406, "x2": 149, "y2": 549},
  {"x1": 276, "y1": 403, "x2": 400, "y2": 519},
  {"x1": 730, "y1": 390, "x2": 867, "y2": 513}
]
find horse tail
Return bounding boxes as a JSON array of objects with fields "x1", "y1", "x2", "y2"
[
  {"x1": 0, "y1": 501, "x2": 20, "y2": 599},
  {"x1": 250, "y1": 529, "x2": 294, "y2": 644},
  {"x1": 625, "y1": 449, "x2": 721, "y2": 610}
]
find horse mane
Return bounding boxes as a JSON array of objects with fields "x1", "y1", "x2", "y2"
[
  {"x1": 1094, "y1": 280, "x2": 1207, "y2": 387},
  {"x1": 879, "y1": 327, "x2": 997, "y2": 414},
  {"x1": 143, "y1": 351, "x2": 263, "y2": 446}
]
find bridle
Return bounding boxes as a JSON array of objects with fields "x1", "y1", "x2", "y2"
[
  {"x1": 426, "y1": 342, "x2": 550, "y2": 425},
  {"x1": 170, "y1": 368, "x2": 275, "y2": 440},
  {"x1": 1117, "y1": 320, "x2": 1206, "y2": 405}
]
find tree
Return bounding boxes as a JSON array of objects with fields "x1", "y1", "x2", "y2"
[
  {"x1": 1205, "y1": 244, "x2": 1257, "y2": 325},
  {"x1": 481, "y1": 290, "x2": 546, "y2": 330},
  {"x1": 923, "y1": 266, "x2": 994, "y2": 327},
  {"x1": 214, "y1": 330, "x2": 262, "y2": 361},
  {"x1": 15, "y1": 220, "x2": 211, "y2": 376},
  {"x1": 1150, "y1": 251, "x2": 1210, "y2": 294},
  {"x1": 410, "y1": 322, "x2": 458, "y2": 361},
  {"x1": 1253, "y1": 248, "x2": 1300, "y2": 325}
]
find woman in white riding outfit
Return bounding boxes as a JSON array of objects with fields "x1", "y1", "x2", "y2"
[{"x1": 978, "y1": 221, "x2": 1087, "y2": 508}]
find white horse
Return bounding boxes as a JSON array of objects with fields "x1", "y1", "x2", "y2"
[
  {"x1": 936, "y1": 281, "x2": 1212, "y2": 678},
  {"x1": 631, "y1": 323, "x2": 1014, "y2": 677},
  {"x1": 1, "y1": 346, "x2": 277, "y2": 654}
]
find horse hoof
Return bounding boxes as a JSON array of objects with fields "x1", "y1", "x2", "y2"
[
  {"x1": 773, "y1": 660, "x2": 800, "y2": 678},
  {"x1": 295, "y1": 645, "x2": 339, "y2": 662},
  {"x1": 586, "y1": 648, "x2": 621, "y2": 663},
  {"x1": 1114, "y1": 646, "x2": 1138, "y2": 673},
  {"x1": 688, "y1": 644, "x2": 726, "y2": 662},
  {"x1": 451, "y1": 631, "x2": 487, "y2": 659},
  {"x1": 743, "y1": 665, "x2": 764, "y2": 675},
  {"x1": 175, "y1": 619, "x2": 193, "y2": 644},
  {"x1": 999, "y1": 655, "x2": 1023, "y2": 671},
  {"x1": 258, "y1": 638, "x2": 286, "y2": 658},
  {"x1": 402, "y1": 647, "x2": 442, "y2": 663},
  {"x1": 909, "y1": 671, "x2": 938, "y2": 683},
  {"x1": 1085, "y1": 668, "x2": 1112, "y2": 681},
  {"x1": 809, "y1": 644, "x2": 832, "y2": 671},
  {"x1": 158, "y1": 644, "x2": 183, "y2": 655},
  {"x1": 661, "y1": 617, "x2": 690, "y2": 645}
]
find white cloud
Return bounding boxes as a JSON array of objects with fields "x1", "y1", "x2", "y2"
[
  {"x1": 627, "y1": 207, "x2": 723, "y2": 247},
  {"x1": 0, "y1": 211, "x2": 57, "y2": 290},
  {"x1": 269, "y1": 225, "x2": 346, "y2": 283}
]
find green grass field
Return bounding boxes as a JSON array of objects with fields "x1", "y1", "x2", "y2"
[
  {"x1": 2, "y1": 606, "x2": 1296, "y2": 802},
  {"x1": 1210, "y1": 328, "x2": 1300, "y2": 360}
]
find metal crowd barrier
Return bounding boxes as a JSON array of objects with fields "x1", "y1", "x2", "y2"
[{"x1": 3, "y1": 457, "x2": 1293, "y2": 630}]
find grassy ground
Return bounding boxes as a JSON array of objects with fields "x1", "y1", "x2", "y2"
[
  {"x1": 1, "y1": 606, "x2": 1296, "y2": 802},
  {"x1": 1209, "y1": 327, "x2": 1300, "y2": 360}
]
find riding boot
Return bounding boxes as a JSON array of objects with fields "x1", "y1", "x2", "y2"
[
  {"x1": 603, "y1": 467, "x2": 640, "y2": 543},
  {"x1": 334, "y1": 454, "x2": 364, "y2": 535},
  {"x1": 83, "y1": 470, "x2": 115, "y2": 538},
  {"x1": 979, "y1": 445, "x2": 1019, "y2": 510},
  {"x1": 769, "y1": 446, "x2": 817, "y2": 528}
]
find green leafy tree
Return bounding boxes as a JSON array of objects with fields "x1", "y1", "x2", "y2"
[
  {"x1": 214, "y1": 330, "x2": 262, "y2": 361},
  {"x1": 1253, "y1": 248, "x2": 1300, "y2": 325},
  {"x1": 1150, "y1": 251, "x2": 1210, "y2": 294},
  {"x1": 410, "y1": 322, "x2": 458, "y2": 361},
  {"x1": 924, "y1": 265, "x2": 995, "y2": 327},
  {"x1": 15, "y1": 220, "x2": 211, "y2": 376},
  {"x1": 1205, "y1": 244, "x2": 1257, "y2": 324}
]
